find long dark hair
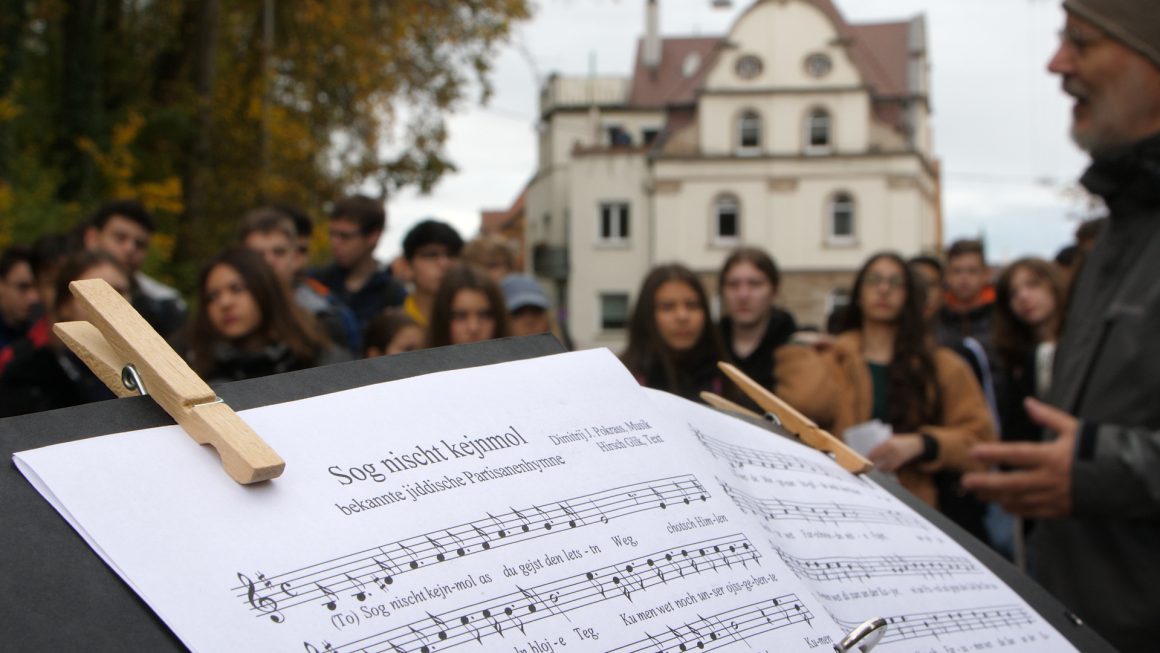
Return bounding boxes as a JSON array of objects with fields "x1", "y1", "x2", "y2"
[
  {"x1": 188, "y1": 246, "x2": 328, "y2": 377},
  {"x1": 718, "y1": 246, "x2": 780, "y2": 294},
  {"x1": 428, "y1": 263, "x2": 511, "y2": 347},
  {"x1": 621, "y1": 264, "x2": 729, "y2": 400},
  {"x1": 994, "y1": 257, "x2": 1066, "y2": 374},
  {"x1": 841, "y1": 252, "x2": 941, "y2": 431}
]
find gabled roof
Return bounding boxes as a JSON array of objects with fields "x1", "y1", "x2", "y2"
[
  {"x1": 481, "y1": 187, "x2": 528, "y2": 234},
  {"x1": 624, "y1": 0, "x2": 914, "y2": 110},
  {"x1": 627, "y1": 37, "x2": 720, "y2": 108},
  {"x1": 847, "y1": 21, "x2": 911, "y2": 98}
]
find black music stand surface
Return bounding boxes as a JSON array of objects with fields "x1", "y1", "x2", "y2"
[{"x1": 0, "y1": 335, "x2": 1112, "y2": 651}]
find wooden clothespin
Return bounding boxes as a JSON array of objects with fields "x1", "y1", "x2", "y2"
[
  {"x1": 53, "y1": 279, "x2": 285, "y2": 484},
  {"x1": 710, "y1": 361, "x2": 872, "y2": 474}
]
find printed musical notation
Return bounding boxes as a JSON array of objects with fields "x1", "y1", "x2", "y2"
[
  {"x1": 693, "y1": 427, "x2": 848, "y2": 481},
  {"x1": 605, "y1": 594, "x2": 815, "y2": 653},
  {"x1": 778, "y1": 549, "x2": 980, "y2": 583},
  {"x1": 720, "y1": 481, "x2": 925, "y2": 529},
  {"x1": 234, "y1": 475, "x2": 710, "y2": 623},
  {"x1": 836, "y1": 605, "x2": 1036, "y2": 645},
  {"x1": 302, "y1": 534, "x2": 761, "y2": 653}
]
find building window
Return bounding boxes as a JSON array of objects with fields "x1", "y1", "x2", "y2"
[
  {"x1": 737, "y1": 110, "x2": 761, "y2": 153},
  {"x1": 642, "y1": 128, "x2": 660, "y2": 146},
  {"x1": 600, "y1": 293, "x2": 629, "y2": 330},
  {"x1": 599, "y1": 202, "x2": 630, "y2": 243},
  {"x1": 607, "y1": 125, "x2": 632, "y2": 147},
  {"x1": 828, "y1": 192, "x2": 856, "y2": 245},
  {"x1": 806, "y1": 109, "x2": 832, "y2": 153},
  {"x1": 713, "y1": 195, "x2": 740, "y2": 244}
]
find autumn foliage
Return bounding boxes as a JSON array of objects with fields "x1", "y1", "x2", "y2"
[{"x1": 0, "y1": 0, "x2": 531, "y2": 289}]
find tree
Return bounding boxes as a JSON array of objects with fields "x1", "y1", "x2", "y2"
[{"x1": 0, "y1": 0, "x2": 532, "y2": 288}]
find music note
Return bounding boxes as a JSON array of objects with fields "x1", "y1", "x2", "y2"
[
  {"x1": 587, "y1": 498, "x2": 609, "y2": 524},
  {"x1": 482, "y1": 607, "x2": 505, "y2": 637},
  {"x1": 238, "y1": 572, "x2": 285, "y2": 623},
  {"x1": 425, "y1": 611, "x2": 450, "y2": 643},
  {"x1": 460, "y1": 613, "x2": 482, "y2": 644},
  {"x1": 371, "y1": 555, "x2": 395, "y2": 590},
  {"x1": 316, "y1": 582, "x2": 339, "y2": 611},
  {"x1": 650, "y1": 485, "x2": 667, "y2": 509},
  {"x1": 346, "y1": 573, "x2": 368, "y2": 602},
  {"x1": 470, "y1": 523, "x2": 493, "y2": 550},
  {"x1": 447, "y1": 530, "x2": 468, "y2": 557},
  {"x1": 485, "y1": 511, "x2": 508, "y2": 538},
  {"x1": 427, "y1": 535, "x2": 449, "y2": 562},
  {"x1": 510, "y1": 506, "x2": 531, "y2": 533},
  {"x1": 531, "y1": 504, "x2": 555, "y2": 530},
  {"x1": 398, "y1": 541, "x2": 421, "y2": 569},
  {"x1": 586, "y1": 571, "x2": 607, "y2": 598},
  {"x1": 560, "y1": 501, "x2": 581, "y2": 528}
]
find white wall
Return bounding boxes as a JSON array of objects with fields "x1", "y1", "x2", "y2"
[{"x1": 566, "y1": 153, "x2": 651, "y2": 350}]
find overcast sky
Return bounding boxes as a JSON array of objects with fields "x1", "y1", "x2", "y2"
[{"x1": 377, "y1": 0, "x2": 1092, "y2": 265}]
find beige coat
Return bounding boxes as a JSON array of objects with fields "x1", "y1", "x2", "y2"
[{"x1": 825, "y1": 331, "x2": 996, "y2": 506}]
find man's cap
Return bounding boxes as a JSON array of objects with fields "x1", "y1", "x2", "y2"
[
  {"x1": 1064, "y1": 0, "x2": 1160, "y2": 69},
  {"x1": 500, "y1": 275, "x2": 549, "y2": 312}
]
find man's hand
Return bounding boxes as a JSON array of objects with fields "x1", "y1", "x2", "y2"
[
  {"x1": 962, "y1": 398, "x2": 1077, "y2": 519},
  {"x1": 869, "y1": 434, "x2": 923, "y2": 473}
]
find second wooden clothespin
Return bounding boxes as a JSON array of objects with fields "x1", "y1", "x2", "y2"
[
  {"x1": 713, "y1": 361, "x2": 872, "y2": 474},
  {"x1": 53, "y1": 279, "x2": 285, "y2": 484}
]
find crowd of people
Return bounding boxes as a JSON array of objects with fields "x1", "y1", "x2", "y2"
[
  {"x1": 0, "y1": 0, "x2": 1158, "y2": 648},
  {"x1": 0, "y1": 197, "x2": 563, "y2": 411},
  {"x1": 0, "y1": 188, "x2": 1090, "y2": 549}
]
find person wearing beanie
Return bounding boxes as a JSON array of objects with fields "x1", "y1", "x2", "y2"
[{"x1": 963, "y1": 3, "x2": 1160, "y2": 650}]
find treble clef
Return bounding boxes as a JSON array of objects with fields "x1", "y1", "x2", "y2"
[{"x1": 238, "y1": 572, "x2": 285, "y2": 623}]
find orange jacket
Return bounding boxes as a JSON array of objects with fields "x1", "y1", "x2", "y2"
[{"x1": 824, "y1": 331, "x2": 997, "y2": 506}]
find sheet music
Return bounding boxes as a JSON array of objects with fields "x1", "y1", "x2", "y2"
[
  {"x1": 646, "y1": 389, "x2": 1077, "y2": 653},
  {"x1": 15, "y1": 350, "x2": 845, "y2": 652}
]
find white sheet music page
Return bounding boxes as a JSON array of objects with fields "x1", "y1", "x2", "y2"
[
  {"x1": 15, "y1": 349, "x2": 845, "y2": 653},
  {"x1": 643, "y1": 389, "x2": 1078, "y2": 653}
]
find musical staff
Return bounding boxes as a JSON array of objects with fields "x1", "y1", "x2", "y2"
[
  {"x1": 303, "y1": 534, "x2": 760, "y2": 653},
  {"x1": 693, "y1": 427, "x2": 847, "y2": 481},
  {"x1": 720, "y1": 481, "x2": 925, "y2": 528},
  {"x1": 233, "y1": 475, "x2": 709, "y2": 622},
  {"x1": 778, "y1": 549, "x2": 980, "y2": 583},
  {"x1": 836, "y1": 605, "x2": 1036, "y2": 644},
  {"x1": 605, "y1": 594, "x2": 815, "y2": 653}
]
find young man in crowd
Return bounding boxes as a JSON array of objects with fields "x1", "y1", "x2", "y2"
[
  {"x1": 936, "y1": 239, "x2": 995, "y2": 357},
  {"x1": 964, "y1": 3, "x2": 1160, "y2": 648},
  {"x1": 239, "y1": 207, "x2": 359, "y2": 352},
  {"x1": 398, "y1": 219, "x2": 464, "y2": 328},
  {"x1": 310, "y1": 195, "x2": 406, "y2": 331},
  {"x1": 718, "y1": 247, "x2": 797, "y2": 391},
  {"x1": 82, "y1": 200, "x2": 187, "y2": 338},
  {"x1": 717, "y1": 247, "x2": 833, "y2": 425},
  {"x1": 462, "y1": 235, "x2": 515, "y2": 284},
  {"x1": 0, "y1": 247, "x2": 40, "y2": 348}
]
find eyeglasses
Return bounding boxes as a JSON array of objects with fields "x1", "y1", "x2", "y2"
[
  {"x1": 1058, "y1": 26, "x2": 1108, "y2": 56},
  {"x1": 864, "y1": 274, "x2": 905, "y2": 290}
]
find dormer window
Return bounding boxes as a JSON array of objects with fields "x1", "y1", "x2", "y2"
[
  {"x1": 682, "y1": 52, "x2": 702, "y2": 78},
  {"x1": 737, "y1": 110, "x2": 761, "y2": 154}
]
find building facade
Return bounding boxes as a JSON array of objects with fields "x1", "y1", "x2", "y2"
[{"x1": 526, "y1": 0, "x2": 941, "y2": 350}]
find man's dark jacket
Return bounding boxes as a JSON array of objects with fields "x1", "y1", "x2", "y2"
[{"x1": 1035, "y1": 132, "x2": 1160, "y2": 652}]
